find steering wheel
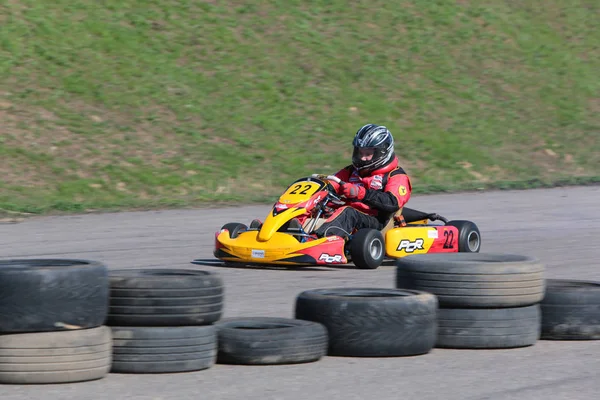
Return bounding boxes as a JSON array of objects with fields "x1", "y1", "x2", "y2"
[
  {"x1": 310, "y1": 174, "x2": 346, "y2": 185},
  {"x1": 311, "y1": 174, "x2": 346, "y2": 204}
]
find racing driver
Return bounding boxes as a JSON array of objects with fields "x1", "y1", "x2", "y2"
[{"x1": 305, "y1": 123, "x2": 413, "y2": 240}]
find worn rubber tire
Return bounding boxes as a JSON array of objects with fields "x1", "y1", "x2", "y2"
[
  {"x1": 215, "y1": 317, "x2": 328, "y2": 365},
  {"x1": 107, "y1": 269, "x2": 224, "y2": 326},
  {"x1": 295, "y1": 288, "x2": 437, "y2": 357},
  {"x1": 396, "y1": 253, "x2": 545, "y2": 308},
  {"x1": 444, "y1": 220, "x2": 481, "y2": 252},
  {"x1": 0, "y1": 326, "x2": 112, "y2": 384},
  {"x1": 540, "y1": 279, "x2": 600, "y2": 340},
  {"x1": 111, "y1": 326, "x2": 217, "y2": 373},
  {"x1": 0, "y1": 259, "x2": 109, "y2": 333},
  {"x1": 220, "y1": 223, "x2": 248, "y2": 239},
  {"x1": 349, "y1": 229, "x2": 385, "y2": 270},
  {"x1": 437, "y1": 305, "x2": 541, "y2": 349}
]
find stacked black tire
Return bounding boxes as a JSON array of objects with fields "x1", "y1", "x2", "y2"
[
  {"x1": 0, "y1": 259, "x2": 112, "y2": 384},
  {"x1": 214, "y1": 317, "x2": 329, "y2": 365},
  {"x1": 396, "y1": 253, "x2": 546, "y2": 349},
  {"x1": 106, "y1": 269, "x2": 224, "y2": 373},
  {"x1": 540, "y1": 279, "x2": 600, "y2": 340},
  {"x1": 295, "y1": 288, "x2": 438, "y2": 357}
]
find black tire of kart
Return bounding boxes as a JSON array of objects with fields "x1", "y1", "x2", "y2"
[
  {"x1": 107, "y1": 269, "x2": 224, "y2": 326},
  {"x1": 436, "y1": 305, "x2": 541, "y2": 349},
  {"x1": 295, "y1": 288, "x2": 437, "y2": 357},
  {"x1": 221, "y1": 223, "x2": 248, "y2": 239},
  {"x1": 249, "y1": 219, "x2": 262, "y2": 229},
  {"x1": 444, "y1": 220, "x2": 481, "y2": 253},
  {"x1": 395, "y1": 253, "x2": 545, "y2": 308},
  {"x1": 0, "y1": 326, "x2": 112, "y2": 384},
  {"x1": 215, "y1": 317, "x2": 328, "y2": 365},
  {"x1": 540, "y1": 279, "x2": 600, "y2": 340},
  {"x1": 0, "y1": 259, "x2": 109, "y2": 333},
  {"x1": 111, "y1": 326, "x2": 217, "y2": 373},
  {"x1": 349, "y1": 229, "x2": 385, "y2": 270}
]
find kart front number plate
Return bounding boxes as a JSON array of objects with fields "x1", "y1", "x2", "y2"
[{"x1": 251, "y1": 249, "x2": 265, "y2": 258}]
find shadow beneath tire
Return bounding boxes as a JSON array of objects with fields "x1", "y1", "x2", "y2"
[{"x1": 381, "y1": 259, "x2": 398, "y2": 267}]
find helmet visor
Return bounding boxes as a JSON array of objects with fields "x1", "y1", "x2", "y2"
[
  {"x1": 356, "y1": 147, "x2": 376, "y2": 161},
  {"x1": 352, "y1": 146, "x2": 388, "y2": 170}
]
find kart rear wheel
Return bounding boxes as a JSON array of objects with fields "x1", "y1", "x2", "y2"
[
  {"x1": 445, "y1": 220, "x2": 481, "y2": 252},
  {"x1": 221, "y1": 222, "x2": 248, "y2": 239},
  {"x1": 349, "y1": 229, "x2": 385, "y2": 270}
]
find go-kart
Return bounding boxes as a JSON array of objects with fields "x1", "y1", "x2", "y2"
[{"x1": 213, "y1": 174, "x2": 481, "y2": 269}]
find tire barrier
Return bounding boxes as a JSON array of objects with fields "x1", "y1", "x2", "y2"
[
  {"x1": 295, "y1": 288, "x2": 438, "y2": 357},
  {"x1": 107, "y1": 269, "x2": 224, "y2": 326},
  {"x1": 436, "y1": 306, "x2": 541, "y2": 349},
  {"x1": 540, "y1": 279, "x2": 600, "y2": 340},
  {"x1": 106, "y1": 269, "x2": 223, "y2": 373},
  {"x1": 2, "y1": 252, "x2": 598, "y2": 384},
  {"x1": 395, "y1": 253, "x2": 546, "y2": 308},
  {"x1": 0, "y1": 259, "x2": 111, "y2": 384},
  {"x1": 0, "y1": 327, "x2": 112, "y2": 384},
  {"x1": 395, "y1": 253, "x2": 546, "y2": 349},
  {"x1": 0, "y1": 259, "x2": 109, "y2": 333},
  {"x1": 215, "y1": 317, "x2": 328, "y2": 365},
  {"x1": 110, "y1": 326, "x2": 217, "y2": 373}
]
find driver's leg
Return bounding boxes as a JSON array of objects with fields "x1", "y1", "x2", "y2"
[
  {"x1": 314, "y1": 206, "x2": 382, "y2": 240},
  {"x1": 302, "y1": 217, "x2": 327, "y2": 232}
]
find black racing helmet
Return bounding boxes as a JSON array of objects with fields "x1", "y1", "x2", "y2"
[{"x1": 351, "y1": 124, "x2": 395, "y2": 172}]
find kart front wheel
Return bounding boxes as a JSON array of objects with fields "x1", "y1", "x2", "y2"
[
  {"x1": 445, "y1": 220, "x2": 481, "y2": 253},
  {"x1": 349, "y1": 228, "x2": 385, "y2": 270},
  {"x1": 220, "y1": 222, "x2": 248, "y2": 239}
]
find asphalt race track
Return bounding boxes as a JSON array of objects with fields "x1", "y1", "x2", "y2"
[{"x1": 1, "y1": 186, "x2": 599, "y2": 400}]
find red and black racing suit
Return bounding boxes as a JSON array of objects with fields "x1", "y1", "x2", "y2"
[{"x1": 314, "y1": 156, "x2": 412, "y2": 239}]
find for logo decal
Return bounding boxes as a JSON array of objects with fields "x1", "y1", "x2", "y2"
[
  {"x1": 318, "y1": 253, "x2": 344, "y2": 263},
  {"x1": 397, "y1": 239, "x2": 424, "y2": 253}
]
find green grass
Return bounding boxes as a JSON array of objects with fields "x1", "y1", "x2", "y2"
[{"x1": 1, "y1": 0, "x2": 599, "y2": 215}]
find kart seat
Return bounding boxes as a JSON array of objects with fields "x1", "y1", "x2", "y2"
[
  {"x1": 401, "y1": 207, "x2": 434, "y2": 223},
  {"x1": 381, "y1": 207, "x2": 447, "y2": 235}
]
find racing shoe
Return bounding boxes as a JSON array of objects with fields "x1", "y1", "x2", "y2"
[
  {"x1": 288, "y1": 218, "x2": 309, "y2": 242},
  {"x1": 288, "y1": 218, "x2": 319, "y2": 242},
  {"x1": 288, "y1": 218, "x2": 303, "y2": 232}
]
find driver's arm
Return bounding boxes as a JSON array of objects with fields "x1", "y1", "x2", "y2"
[{"x1": 362, "y1": 171, "x2": 412, "y2": 213}]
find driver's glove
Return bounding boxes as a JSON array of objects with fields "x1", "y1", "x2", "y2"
[{"x1": 341, "y1": 183, "x2": 366, "y2": 200}]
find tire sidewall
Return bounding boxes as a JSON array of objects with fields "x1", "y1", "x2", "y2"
[
  {"x1": 350, "y1": 229, "x2": 385, "y2": 269},
  {"x1": 221, "y1": 223, "x2": 248, "y2": 239},
  {"x1": 446, "y1": 220, "x2": 481, "y2": 252}
]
